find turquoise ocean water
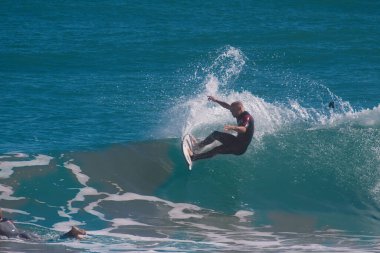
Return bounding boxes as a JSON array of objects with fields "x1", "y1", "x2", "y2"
[{"x1": 1, "y1": 1, "x2": 380, "y2": 252}]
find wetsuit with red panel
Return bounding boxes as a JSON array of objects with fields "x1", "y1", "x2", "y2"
[{"x1": 191, "y1": 111, "x2": 254, "y2": 161}]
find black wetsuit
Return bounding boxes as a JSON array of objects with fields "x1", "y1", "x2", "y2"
[
  {"x1": 0, "y1": 217, "x2": 76, "y2": 240},
  {"x1": 60, "y1": 230, "x2": 79, "y2": 239},
  {"x1": 0, "y1": 218, "x2": 19, "y2": 238},
  {"x1": 0, "y1": 218, "x2": 37, "y2": 239},
  {"x1": 192, "y1": 111, "x2": 254, "y2": 161}
]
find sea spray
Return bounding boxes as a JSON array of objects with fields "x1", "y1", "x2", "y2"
[{"x1": 165, "y1": 46, "x2": 374, "y2": 145}]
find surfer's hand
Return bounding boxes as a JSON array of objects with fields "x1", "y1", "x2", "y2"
[
  {"x1": 224, "y1": 125, "x2": 235, "y2": 132},
  {"x1": 207, "y1": 96, "x2": 217, "y2": 102}
]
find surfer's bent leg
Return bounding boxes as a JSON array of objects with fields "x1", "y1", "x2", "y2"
[
  {"x1": 191, "y1": 145, "x2": 228, "y2": 161},
  {"x1": 191, "y1": 131, "x2": 245, "y2": 161},
  {"x1": 198, "y1": 131, "x2": 236, "y2": 148},
  {"x1": 191, "y1": 142, "x2": 245, "y2": 161}
]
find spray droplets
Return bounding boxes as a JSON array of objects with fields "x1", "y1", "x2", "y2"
[
  {"x1": 205, "y1": 46, "x2": 247, "y2": 88},
  {"x1": 160, "y1": 46, "x2": 379, "y2": 141}
]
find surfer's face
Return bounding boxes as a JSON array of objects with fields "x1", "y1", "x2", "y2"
[{"x1": 230, "y1": 104, "x2": 243, "y2": 118}]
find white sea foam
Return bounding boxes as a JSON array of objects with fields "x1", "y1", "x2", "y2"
[
  {"x1": 52, "y1": 161, "x2": 105, "y2": 233},
  {"x1": 64, "y1": 161, "x2": 90, "y2": 186},
  {"x1": 29, "y1": 216, "x2": 46, "y2": 222},
  {"x1": 88, "y1": 192, "x2": 205, "y2": 220},
  {"x1": 176, "y1": 221, "x2": 227, "y2": 231},
  {"x1": 12, "y1": 153, "x2": 29, "y2": 158},
  {"x1": 0, "y1": 154, "x2": 52, "y2": 178},
  {"x1": 110, "y1": 218, "x2": 150, "y2": 227},
  {"x1": 63, "y1": 161, "x2": 101, "y2": 218},
  {"x1": 168, "y1": 203, "x2": 202, "y2": 219},
  {"x1": 0, "y1": 184, "x2": 24, "y2": 200},
  {"x1": 327, "y1": 104, "x2": 380, "y2": 127},
  {"x1": 234, "y1": 210, "x2": 254, "y2": 222},
  {"x1": 0, "y1": 153, "x2": 29, "y2": 159},
  {"x1": 1, "y1": 208, "x2": 29, "y2": 216},
  {"x1": 60, "y1": 162, "x2": 163, "y2": 232},
  {"x1": 30, "y1": 156, "x2": 380, "y2": 252}
]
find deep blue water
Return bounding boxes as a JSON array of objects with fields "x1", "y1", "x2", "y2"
[{"x1": 1, "y1": 1, "x2": 380, "y2": 252}]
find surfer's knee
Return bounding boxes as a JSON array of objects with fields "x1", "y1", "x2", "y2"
[
  {"x1": 211, "y1": 131, "x2": 226, "y2": 141},
  {"x1": 211, "y1": 131, "x2": 221, "y2": 137}
]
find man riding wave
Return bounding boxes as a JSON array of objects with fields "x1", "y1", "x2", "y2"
[{"x1": 190, "y1": 96, "x2": 254, "y2": 161}]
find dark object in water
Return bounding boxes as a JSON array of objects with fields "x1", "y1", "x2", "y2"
[
  {"x1": 0, "y1": 208, "x2": 85, "y2": 240},
  {"x1": 60, "y1": 226, "x2": 87, "y2": 239},
  {"x1": 328, "y1": 101, "x2": 335, "y2": 109},
  {"x1": 0, "y1": 218, "x2": 19, "y2": 238}
]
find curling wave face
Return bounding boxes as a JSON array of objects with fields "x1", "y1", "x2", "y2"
[{"x1": 0, "y1": 127, "x2": 380, "y2": 251}]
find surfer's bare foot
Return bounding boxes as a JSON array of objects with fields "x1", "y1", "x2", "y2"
[
  {"x1": 187, "y1": 148, "x2": 193, "y2": 156},
  {"x1": 188, "y1": 148, "x2": 197, "y2": 161},
  {"x1": 190, "y1": 135, "x2": 197, "y2": 146},
  {"x1": 190, "y1": 136, "x2": 203, "y2": 152}
]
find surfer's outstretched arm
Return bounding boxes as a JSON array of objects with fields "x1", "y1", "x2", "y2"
[{"x1": 207, "y1": 96, "x2": 231, "y2": 110}]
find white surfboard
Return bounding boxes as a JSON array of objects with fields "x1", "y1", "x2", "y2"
[{"x1": 182, "y1": 134, "x2": 194, "y2": 170}]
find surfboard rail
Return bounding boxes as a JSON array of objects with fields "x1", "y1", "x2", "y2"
[{"x1": 182, "y1": 134, "x2": 193, "y2": 170}]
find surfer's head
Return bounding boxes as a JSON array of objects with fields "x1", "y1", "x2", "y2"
[
  {"x1": 230, "y1": 101, "x2": 244, "y2": 118},
  {"x1": 68, "y1": 226, "x2": 87, "y2": 239}
]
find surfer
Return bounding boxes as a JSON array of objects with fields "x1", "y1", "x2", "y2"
[
  {"x1": 190, "y1": 96, "x2": 254, "y2": 161},
  {"x1": 59, "y1": 226, "x2": 87, "y2": 240},
  {"x1": 0, "y1": 208, "x2": 86, "y2": 240},
  {"x1": 0, "y1": 208, "x2": 38, "y2": 239}
]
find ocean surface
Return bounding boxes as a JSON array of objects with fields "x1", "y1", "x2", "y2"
[{"x1": 1, "y1": 1, "x2": 380, "y2": 252}]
